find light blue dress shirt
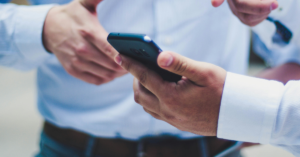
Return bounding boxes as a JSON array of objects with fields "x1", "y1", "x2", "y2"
[{"x1": 0, "y1": 0, "x2": 250, "y2": 140}]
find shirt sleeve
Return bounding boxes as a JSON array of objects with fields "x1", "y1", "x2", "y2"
[
  {"x1": 217, "y1": 72, "x2": 300, "y2": 156},
  {"x1": 270, "y1": 81, "x2": 300, "y2": 156},
  {"x1": 0, "y1": 3, "x2": 55, "y2": 71}
]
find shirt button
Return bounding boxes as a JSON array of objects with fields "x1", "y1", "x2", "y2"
[{"x1": 163, "y1": 37, "x2": 173, "y2": 45}]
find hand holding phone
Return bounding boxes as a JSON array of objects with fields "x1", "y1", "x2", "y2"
[{"x1": 108, "y1": 33, "x2": 182, "y2": 82}]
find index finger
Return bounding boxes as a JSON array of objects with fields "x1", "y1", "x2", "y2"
[
  {"x1": 115, "y1": 54, "x2": 166, "y2": 96},
  {"x1": 80, "y1": 26, "x2": 118, "y2": 60}
]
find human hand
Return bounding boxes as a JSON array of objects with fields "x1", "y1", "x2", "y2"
[
  {"x1": 43, "y1": 0, "x2": 127, "y2": 85},
  {"x1": 115, "y1": 51, "x2": 226, "y2": 136},
  {"x1": 212, "y1": 0, "x2": 278, "y2": 26}
]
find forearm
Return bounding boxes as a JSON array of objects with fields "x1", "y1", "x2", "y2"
[{"x1": 257, "y1": 62, "x2": 300, "y2": 84}]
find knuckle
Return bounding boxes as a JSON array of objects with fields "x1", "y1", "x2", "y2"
[
  {"x1": 143, "y1": 107, "x2": 149, "y2": 113},
  {"x1": 65, "y1": 65, "x2": 76, "y2": 76},
  {"x1": 235, "y1": 0, "x2": 270, "y2": 15},
  {"x1": 237, "y1": 13, "x2": 246, "y2": 22},
  {"x1": 71, "y1": 57, "x2": 82, "y2": 67},
  {"x1": 205, "y1": 69, "x2": 215, "y2": 78},
  {"x1": 238, "y1": 16, "x2": 248, "y2": 26},
  {"x1": 200, "y1": 69, "x2": 215, "y2": 83},
  {"x1": 234, "y1": 0, "x2": 245, "y2": 10},
  {"x1": 151, "y1": 113, "x2": 161, "y2": 120},
  {"x1": 105, "y1": 72, "x2": 117, "y2": 80},
  {"x1": 174, "y1": 59, "x2": 188, "y2": 74},
  {"x1": 123, "y1": 61, "x2": 131, "y2": 71},
  {"x1": 75, "y1": 43, "x2": 89, "y2": 56},
  {"x1": 134, "y1": 91, "x2": 141, "y2": 104},
  {"x1": 243, "y1": 14, "x2": 253, "y2": 22},
  {"x1": 79, "y1": 28, "x2": 94, "y2": 39},
  {"x1": 94, "y1": 79, "x2": 104, "y2": 85},
  {"x1": 256, "y1": 6, "x2": 264, "y2": 14},
  {"x1": 256, "y1": 5, "x2": 269, "y2": 14},
  {"x1": 162, "y1": 113, "x2": 175, "y2": 121},
  {"x1": 239, "y1": 18, "x2": 246, "y2": 25},
  {"x1": 110, "y1": 62, "x2": 122, "y2": 71},
  {"x1": 137, "y1": 70, "x2": 147, "y2": 84},
  {"x1": 103, "y1": 43, "x2": 114, "y2": 55}
]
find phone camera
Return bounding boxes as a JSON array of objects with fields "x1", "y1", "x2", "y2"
[
  {"x1": 139, "y1": 49, "x2": 150, "y2": 57},
  {"x1": 130, "y1": 48, "x2": 143, "y2": 56}
]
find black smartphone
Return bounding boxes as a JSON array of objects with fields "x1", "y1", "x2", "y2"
[{"x1": 107, "y1": 33, "x2": 182, "y2": 82}]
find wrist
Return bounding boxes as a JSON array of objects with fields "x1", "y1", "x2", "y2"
[{"x1": 42, "y1": 6, "x2": 62, "y2": 53}]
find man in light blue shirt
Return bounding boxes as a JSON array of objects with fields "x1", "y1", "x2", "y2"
[{"x1": 0, "y1": 0, "x2": 282, "y2": 156}]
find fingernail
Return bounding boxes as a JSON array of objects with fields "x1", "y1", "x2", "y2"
[
  {"x1": 160, "y1": 53, "x2": 173, "y2": 67},
  {"x1": 271, "y1": 2, "x2": 278, "y2": 10},
  {"x1": 115, "y1": 54, "x2": 122, "y2": 65}
]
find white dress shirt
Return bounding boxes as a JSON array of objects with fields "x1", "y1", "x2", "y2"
[
  {"x1": 0, "y1": 0, "x2": 250, "y2": 140},
  {"x1": 218, "y1": 0, "x2": 300, "y2": 156}
]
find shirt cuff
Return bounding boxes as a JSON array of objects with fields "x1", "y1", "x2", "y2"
[
  {"x1": 13, "y1": 4, "x2": 55, "y2": 62},
  {"x1": 217, "y1": 72, "x2": 285, "y2": 144}
]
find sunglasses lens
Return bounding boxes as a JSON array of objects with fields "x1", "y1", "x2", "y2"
[
  {"x1": 267, "y1": 17, "x2": 293, "y2": 46},
  {"x1": 275, "y1": 21, "x2": 293, "y2": 43}
]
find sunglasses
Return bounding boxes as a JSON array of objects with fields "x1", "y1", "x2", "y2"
[{"x1": 266, "y1": 17, "x2": 293, "y2": 46}]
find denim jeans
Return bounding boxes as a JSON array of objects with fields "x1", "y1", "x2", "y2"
[{"x1": 35, "y1": 132, "x2": 243, "y2": 157}]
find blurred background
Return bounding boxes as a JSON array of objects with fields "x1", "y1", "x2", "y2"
[{"x1": 0, "y1": 0, "x2": 295, "y2": 157}]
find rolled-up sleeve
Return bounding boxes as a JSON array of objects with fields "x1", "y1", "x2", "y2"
[{"x1": 0, "y1": 3, "x2": 55, "y2": 70}]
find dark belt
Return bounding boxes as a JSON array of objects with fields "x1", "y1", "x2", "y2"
[{"x1": 43, "y1": 121, "x2": 237, "y2": 157}]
